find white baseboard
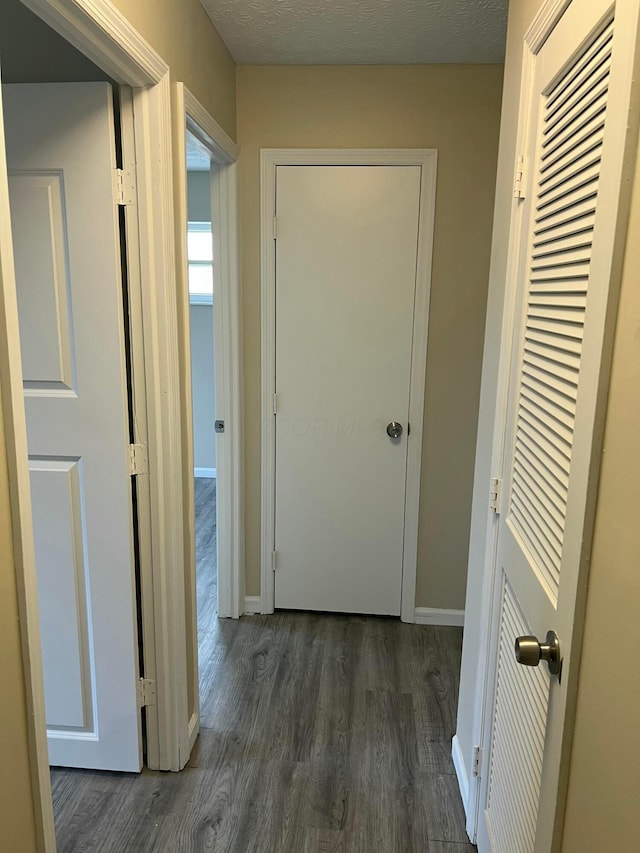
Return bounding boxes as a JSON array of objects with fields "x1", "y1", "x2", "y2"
[
  {"x1": 414, "y1": 607, "x2": 465, "y2": 626},
  {"x1": 194, "y1": 467, "x2": 216, "y2": 479},
  {"x1": 244, "y1": 596, "x2": 261, "y2": 614},
  {"x1": 452, "y1": 734, "x2": 469, "y2": 816}
]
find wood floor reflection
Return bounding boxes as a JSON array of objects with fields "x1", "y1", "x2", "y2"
[{"x1": 51, "y1": 477, "x2": 474, "y2": 852}]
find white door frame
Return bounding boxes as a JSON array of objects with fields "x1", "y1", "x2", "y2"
[
  {"x1": 460, "y1": 0, "x2": 640, "y2": 843},
  {"x1": 260, "y1": 149, "x2": 438, "y2": 621},
  {"x1": 0, "y1": 0, "x2": 192, "y2": 846},
  {"x1": 174, "y1": 84, "x2": 244, "y2": 750}
]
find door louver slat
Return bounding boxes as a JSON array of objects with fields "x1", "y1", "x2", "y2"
[
  {"x1": 487, "y1": 580, "x2": 550, "y2": 853},
  {"x1": 534, "y1": 198, "x2": 596, "y2": 233},
  {"x1": 509, "y1": 15, "x2": 613, "y2": 601}
]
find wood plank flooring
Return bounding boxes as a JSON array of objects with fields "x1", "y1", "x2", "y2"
[{"x1": 51, "y1": 479, "x2": 474, "y2": 852}]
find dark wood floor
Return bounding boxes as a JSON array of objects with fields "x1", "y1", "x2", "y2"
[{"x1": 51, "y1": 479, "x2": 474, "y2": 852}]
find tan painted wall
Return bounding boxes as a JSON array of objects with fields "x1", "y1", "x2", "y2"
[
  {"x1": 455, "y1": 0, "x2": 541, "y2": 783},
  {"x1": 111, "y1": 0, "x2": 236, "y2": 138},
  {"x1": 236, "y1": 65, "x2": 504, "y2": 607},
  {"x1": 560, "y1": 138, "x2": 640, "y2": 853},
  {"x1": 0, "y1": 392, "x2": 38, "y2": 853}
]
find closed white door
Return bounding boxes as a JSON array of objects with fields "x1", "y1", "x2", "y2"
[
  {"x1": 4, "y1": 83, "x2": 142, "y2": 771},
  {"x1": 479, "y1": 2, "x2": 639, "y2": 850},
  {"x1": 274, "y1": 165, "x2": 421, "y2": 615}
]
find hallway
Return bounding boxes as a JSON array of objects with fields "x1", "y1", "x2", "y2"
[{"x1": 51, "y1": 614, "x2": 472, "y2": 851}]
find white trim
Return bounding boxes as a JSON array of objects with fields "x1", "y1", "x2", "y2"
[
  {"x1": 452, "y1": 735, "x2": 470, "y2": 816},
  {"x1": 184, "y1": 89, "x2": 239, "y2": 165},
  {"x1": 244, "y1": 596, "x2": 262, "y2": 614},
  {"x1": 260, "y1": 148, "x2": 437, "y2": 618},
  {"x1": 118, "y1": 85, "x2": 161, "y2": 772},
  {"x1": 179, "y1": 84, "x2": 244, "y2": 630},
  {"x1": 194, "y1": 467, "x2": 217, "y2": 479},
  {"x1": 130, "y1": 75, "x2": 188, "y2": 772},
  {"x1": 525, "y1": 0, "x2": 573, "y2": 52},
  {"x1": 414, "y1": 607, "x2": 465, "y2": 627}
]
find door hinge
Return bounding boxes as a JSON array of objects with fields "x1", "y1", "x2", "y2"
[
  {"x1": 273, "y1": 216, "x2": 278, "y2": 240},
  {"x1": 513, "y1": 154, "x2": 528, "y2": 199},
  {"x1": 271, "y1": 550, "x2": 278, "y2": 571},
  {"x1": 472, "y1": 745, "x2": 483, "y2": 777},
  {"x1": 273, "y1": 392, "x2": 279, "y2": 415},
  {"x1": 137, "y1": 677, "x2": 157, "y2": 708},
  {"x1": 113, "y1": 168, "x2": 136, "y2": 206},
  {"x1": 490, "y1": 477, "x2": 502, "y2": 514},
  {"x1": 127, "y1": 443, "x2": 148, "y2": 476}
]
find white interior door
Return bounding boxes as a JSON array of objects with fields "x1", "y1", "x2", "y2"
[
  {"x1": 479, "y1": 2, "x2": 639, "y2": 850},
  {"x1": 274, "y1": 165, "x2": 421, "y2": 615},
  {"x1": 4, "y1": 82, "x2": 142, "y2": 772}
]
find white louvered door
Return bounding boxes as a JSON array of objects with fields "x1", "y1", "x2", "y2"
[{"x1": 478, "y1": 2, "x2": 640, "y2": 851}]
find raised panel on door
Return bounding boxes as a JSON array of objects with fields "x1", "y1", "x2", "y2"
[
  {"x1": 9, "y1": 172, "x2": 76, "y2": 392},
  {"x1": 30, "y1": 457, "x2": 93, "y2": 731},
  {"x1": 274, "y1": 165, "x2": 421, "y2": 615},
  {"x1": 3, "y1": 82, "x2": 142, "y2": 771},
  {"x1": 480, "y1": 2, "x2": 640, "y2": 850}
]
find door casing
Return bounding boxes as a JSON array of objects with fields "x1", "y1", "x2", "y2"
[
  {"x1": 260, "y1": 149, "x2": 438, "y2": 622},
  {"x1": 175, "y1": 83, "x2": 244, "y2": 754}
]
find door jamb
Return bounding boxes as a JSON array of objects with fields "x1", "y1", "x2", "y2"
[
  {"x1": 259, "y1": 149, "x2": 437, "y2": 620},
  {"x1": 0, "y1": 1, "x2": 188, "y2": 846},
  {"x1": 175, "y1": 83, "x2": 244, "y2": 751}
]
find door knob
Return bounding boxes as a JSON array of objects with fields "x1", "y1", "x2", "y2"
[
  {"x1": 514, "y1": 630, "x2": 561, "y2": 676},
  {"x1": 386, "y1": 421, "x2": 403, "y2": 439}
]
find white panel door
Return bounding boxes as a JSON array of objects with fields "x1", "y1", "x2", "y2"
[
  {"x1": 275, "y1": 165, "x2": 421, "y2": 615},
  {"x1": 479, "y1": 2, "x2": 639, "y2": 850},
  {"x1": 3, "y1": 83, "x2": 142, "y2": 772}
]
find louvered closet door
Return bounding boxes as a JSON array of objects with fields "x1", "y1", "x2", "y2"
[{"x1": 480, "y1": 2, "x2": 639, "y2": 851}]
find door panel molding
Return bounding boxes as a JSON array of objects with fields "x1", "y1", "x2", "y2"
[{"x1": 259, "y1": 149, "x2": 437, "y2": 621}]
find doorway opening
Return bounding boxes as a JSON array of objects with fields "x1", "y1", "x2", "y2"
[
  {"x1": 185, "y1": 137, "x2": 219, "y2": 679},
  {"x1": 176, "y1": 85, "x2": 243, "y2": 747}
]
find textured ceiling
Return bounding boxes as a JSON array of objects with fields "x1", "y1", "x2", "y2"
[{"x1": 200, "y1": 0, "x2": 508, "y2": 65}]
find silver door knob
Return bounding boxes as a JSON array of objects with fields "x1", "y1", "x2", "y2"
[
  {"x1": 386, "y1": 421, "x2": 403, "y2": 439},
  {"x1": 515, "y1": 630, "x2": 561, "y2": 676}
]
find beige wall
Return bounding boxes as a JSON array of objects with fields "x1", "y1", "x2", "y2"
[
  {"x1": 111, "y1": 0, "x2": 236, "y2": 138},
  {"x1": 236, "y1": 65, "x2": 503, "y2": 607},
  {"x1": 0, "y1": 392, "x2": 38, "y2": 853},
  {"x1": 455, "y1": 0, "x2": 541, "y2": 783},
  {"x1": 560, "y1": 139, "x2": 640, "y2": 853}
]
